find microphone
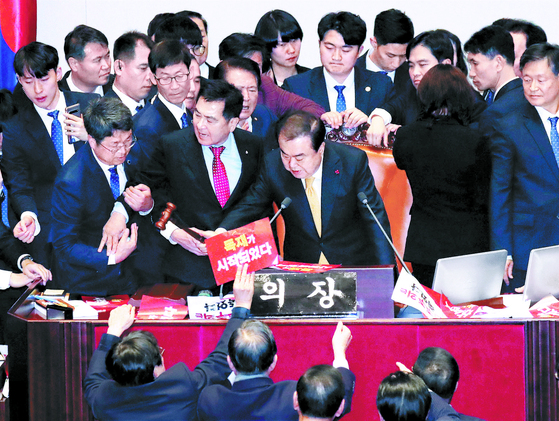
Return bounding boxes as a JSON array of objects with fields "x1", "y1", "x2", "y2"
[
  {"x1": 357, "y1": 192, "x2": 411, "y2": 274},
  {"x1": 269, "y1": 197, "x2": 292, "y2": 225}
]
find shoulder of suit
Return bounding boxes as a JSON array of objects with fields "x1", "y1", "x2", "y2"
[{"x1": 284, "y1": 66, "x2": 321, "y2": 86}]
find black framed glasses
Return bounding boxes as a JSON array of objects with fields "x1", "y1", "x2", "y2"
[
  {"x1": 99, "y1": 136, "x2": 137, "y2": 155},
  {"x1": 154, "y1": 73, "x2": 189, "y2": 85}
]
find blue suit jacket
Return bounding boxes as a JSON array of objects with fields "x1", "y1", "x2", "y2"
[
  {"x1": 197, "y1": 368, "x2": 355, "y2": 421},
  {"x1": 282, "y1": 66, "x2": 394, "y2": 116},
  {"x1": 1, "y1": 91, "x2": 99, "y2": 264},
  {"x1": 220, "y1": 141, "x2": 394, "y2": 266},
  {"x1": 476, "y1": 78, "x2": 528, "y2": 132},
  {"x1": 250, "y1": 104, "x2": 278, "y2": 151},
  {"x1": 49, "y1": 144, "x2": 138, "y2": 296},
  {"x1": 489, "y1": 101, "x2": 559, "y2": 286},
  {"x1": 355, "y1": 51, "x2": 413, "y2": 98}
]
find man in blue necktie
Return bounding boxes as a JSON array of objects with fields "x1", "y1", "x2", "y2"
[
  {"x1": 489, "y1": 42, "x2": 559, "y2": 292},
  {"x1": 283, "y1": 12, "x2": 393, "y2": 131}
]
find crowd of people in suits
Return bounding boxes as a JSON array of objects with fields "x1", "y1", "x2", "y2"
[{"x1": 0, "y1": 6, "x2": 556, "y2": 419}]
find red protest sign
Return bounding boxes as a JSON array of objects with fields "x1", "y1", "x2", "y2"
[{"x1": 206, "y1": 218, "x2": 279, "y2": 285}]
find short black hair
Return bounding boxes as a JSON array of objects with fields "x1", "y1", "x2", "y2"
[
  {"x1": 435, "y1": 29, "x2": 468, "y2": 76},
  {"x1": 297, "y1": 365, "x2": 345, "y2": 419},
  {"x1": 197, "y1": 79, "x2": 243, "y2": 121},
  {"x1": 413, "y1": 347, "x2": 460, "y2": 400},
  {"x1": 228, "y1": 320, "x2": 277, "y2": 374},
  {"x1": 377, "y1": 371, "x2": 431, "y2": 421},
  {"x1": 83, "y1": 97, "x2": 133, "y2": 144},
  {"x1": 464, "y1": 25, "x2": 515, "y2": 65},
  {"x1": 493, "y1": 18, "x2": 547, "y2": 47},
  {"x1": 105, "y1": 330, "x2": 162, "y2": 387},
  {"x1": 407, "y1": 30, "x2": 454, "y2": 63},
  {"x1": 149, "y1": 39, "x2": 192, "y2": 74},
  {"x1": 214, "y1": 57, "x2": 261, "y2": 89},
  {"x1": 276, "y1": 110, "x2": 325, "y2": 152},
  {"x1": 64, "y1": 25, "x2": 108, "y2": 62},
  {"x1": 255, "y1": 10, "x2": 303, "y2": 53},
  {"x1": 520, "y1": 42, "x2": 559, "y2": 76},
  {"x1": 374, "y1": 9, "x2": 414, "y2": 46},
  {"x1": 153, "y1": 15, "x2": 202, "y2": 46},
  {"x1": 147, "y1": 13, "x2": 174, "y2": 39},
  {"x1": 114, "y1": 31, "x2": 153, "y2": 62},
  {"x1": 218, "y1": 33, "x2": 269, "y2": 65},
  {"x1": 13, "y1": 41, "x2": 58, "y2": 78},
  {"x1": 318, "y1": 12, "x2": 366, "y2": 47},
  {"x1": 176, "y1": 10, "x2": 208, "y2": 32}
]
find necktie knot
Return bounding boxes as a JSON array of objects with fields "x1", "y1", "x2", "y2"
[
  {"x1": 109, "y1": 166, "x2": 118, "y2": 176},
  {"x1": 135, "y1": 104, "x2": 144, "y2": 113},
  {"x1": 334, "y1": 85, "x2": 345, "y2": 95},
  {"x1": 334, "y1": 85, "x2": 346, "y2": 113},
  {"x1": 305, "y1": 177, "x2": 315, "y2": 190},
  {"x1": 48, "y1": 110, "x2": 60, "y2": 120},
  {"x1": 549, "y1": 116, "x2": 559, "y2": 129},
  {"x1": 181, "y1": 112, "x2": 189, "y2": 129},
  {"x1": 485, "y1": 90, "x2": 495, "y2": 104},
  {"x1": 211, "y1": 146, "x2": 225, "y2": 159}
]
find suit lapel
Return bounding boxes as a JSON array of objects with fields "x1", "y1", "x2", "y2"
[
  {"x1": 320, "y1": 144, "x2": 342, "y2": 233},
  {"x1": 524, "y1": 106, "x2": 559, "y2": 183},
  {"x1": 309, "y1": 69, "x2": 331, "y2": 112},
  {"x1": 154, "y1": 97, "x2": 181, "y2": 131},
  {"x1": 228, "y1": 131, "x2": 255, "y2": 207},
  {"x1": 495, "y1": 78, "x2": 522, "y2": 102},
  {"x1": 354, "y1": 67, "x2": 369, "y2": 111},
  {"x1": 182, "y1": 130, "x2": 219, "y2": 205},
  {"x1": 24, "y1": 106, "x2": 62, "y2": 169}
]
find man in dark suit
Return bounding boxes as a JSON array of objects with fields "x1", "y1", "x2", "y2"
[
  {"x1": 214, "y1": 57, "x2": 277, "y2": 148},
  {"x1": 355, "y1": 8, "x2": 414, "y2": 97},
  {"x1": 133, "y1": 39, "x2": 194, "y2": 164},
  {"x1": 50, "y1": 98, "x2": 145, "y2": 296},
  {"x1": 489, "y1": 43, "x2": 559, "y2": 291},
  {"x1": 105, "y1": 32, "x2": 155, "y2": 116},
  {"x1": 283, "y1": 12, "x2": 393, "y2": 129},
  {"x1": 84, "y1": 265, "x2": 254, "y2": 421},
  {"x1": 197, "y1": 320, "x2": 355, "y2": 421},
  {"x1": 176, "y1": 10, "x2": 215, "y2": 79},
  {"x1": 218, "y1": 110, "x2": 394, "y2": 267},
  {"x1": 1, "y1": 42, "x2": 98, "y2": 265},
  {"x1": 59, "y1": 25, "x2": 113, "y2": 95},
  {"x1": 134, "y1": 80, "x2": 264, "y2": 290}
]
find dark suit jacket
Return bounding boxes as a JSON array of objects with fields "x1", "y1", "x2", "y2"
[
  {"x1": 104, "y1": 85, "x2": 157, "y2": 110},
  {"x1": 1, "y1": 91, "x2": 99, "y2": 264},
  {"x1": 355, "y1": 51, "x2": 413, "y2": 98},
  {"x1": 197, "y1": 367, "x2": 355, "y2": 421},
  {"x1": 283, "y1": 65, "x2": 394, "y2": 116},
  {"x1": 488, "y1": 101, "x2": 559, "y2": 289},
  {"x1": 393, "y1": 118, "x2": 490, "y2": 266},
  {"x1": 250, "y1": 104, "x2": 278, "y2": 152},
  {"x1": 135, "y1": 127, "x2": 264, "y2": 288},
  {"x1": 427, "y1": 392, "x2": 461, "y2": 420},
  {"x1": 132, "y1": 96, "x2": 183, "y2": 165},
  {"x1": 49, "y1": 144, "x2": 138, "y2": 296},
  {"x1": 83, "y1": 309, "x2": 248, "y2": 421},
  {"x1": 58, "y1": 70, "x2": 115, "y2": 95},
  {"x1": 220, "y1": 141, "x2": 394, "y2": 266},
  {"x1": 476, "y1": 78, "x2": 527, "y2": 133}
]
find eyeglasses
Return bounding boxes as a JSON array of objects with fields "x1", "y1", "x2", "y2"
[
  {"x1": 99, "y1": 137, "x2": 137, "y2": 154},
  {"x1": 154, "y1": 73, "x2": 189, "y2": 86},
  {"x1": 189, "y1": 45, "x2": 206, "y2": 57}
]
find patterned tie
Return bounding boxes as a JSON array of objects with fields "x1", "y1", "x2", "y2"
[
  {"x1": 211, "y1": 146, "x2": 230, "y2": 207},
  {"x1": 334, "y1": 85, "x2": 346, "y2": 112},
  {"x1": 181, "y1": 112, "x2": 189, "y2": 129},
  {"x1": 1, "y1": 184, "x2": 8, "y2": 228},
  {"x1": 47, "y1": 110, "x2": 64, "y2": 165},
  {"x1": 549, "y1": 117, "x2": 559, "y2": 167},
  {"x1": 305, "y1": 177, "x2": 328, "y2": 264},
  {"x1": 485, "y1": 90, "x2": 495, "y2": 105},
  {"x1": 109, "y1": 166, "x2": 120, "y2": 199},
  {"x1": 135, "y1": 104, "x2": 143, "y2": 114}
]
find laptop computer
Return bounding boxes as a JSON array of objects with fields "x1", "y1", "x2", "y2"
[
  {"x1": 432, "y1": 250, "x2": 508, "y2": 304},
  {"x1": 523, "y1": 245, "x2": 559, "y2": 304}
]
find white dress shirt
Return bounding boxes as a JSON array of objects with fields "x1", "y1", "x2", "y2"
[{"x1": 323, "y1": 68, "x2": 355, "y2": 112}]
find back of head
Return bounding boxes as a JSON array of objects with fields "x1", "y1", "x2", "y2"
[
  {"x1": 374, "y1": 9, "x2": 414, "y2": 46},
  {"x1": 153, "y1": 14, "x2": 203, "y2": 46},
  {"x1": 493, "y1": 18, "x2": 547, "y2": 47},
  {"x1": 412, "y1": 347, "x2": 459, "y2": 400},
  {"x1": 114, "y1": 31, "x2": 153, "y2": 62},
  {"x1": 64, "y1": 24, "x2": 108, "y2": 62},
  {"x1": 147, "y1": 12, "x2": 174, "y2": 39},
  {"x1": 14, "y1": 41, "x2": 58, "y2": 78},
  {"x1": 296, "y1": 365, "x2": 345, "y2": 419},
  {"x1": 218, "y1": 33, "x2": 268, "y2": 63},
  {"x1": 105, "y1": 330, "x2": 162, "y2": 387},
  {"x1": 318, "y1": 11, "x2": 366, "y2": 46},
  {"x1": 149, "y1": 39, "x2": 192, "y2": 74},
  {"x1": 418, "y1": 64, "x2": 476, "y2": 125},
  {"x1": 228, "y1": 320, "x2": 277, "y2": 374},
  {"x1": 276, "y1": 110, "x2": 325, "y2": 152},
  {"x1": 83, "y1": 97, "x2": 133, "y2": 144},
  {"x1": 377, "y1": 371, "x2": 431, "y2": 421},
  {"x1": 520, "y1": 42, "x2": 559, "y2": 76},
  {"x1": 464, "y1": 25, "x2": 515, "y2": 66},
  {"x1": 214, "y1": 56, "x2": 262, "y2": 89},
  {"x1": 176, "y1": 10, "x2": 207, "y2": 31},
  {"x1": 255, "y1": 10, "x2": 304, "y2": 53}
]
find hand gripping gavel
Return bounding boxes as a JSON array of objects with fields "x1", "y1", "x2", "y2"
[{"x1": 155, "y1": 202, "x2": 206, "y2": 243}]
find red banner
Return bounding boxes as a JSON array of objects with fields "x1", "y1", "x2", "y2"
[{"x1": 206, "y1": 218, "x2": 278, "y2": 285}]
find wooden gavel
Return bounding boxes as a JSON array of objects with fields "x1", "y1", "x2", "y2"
[{"x1": 155, "y1": 202, "x2": 206, "y2": 243}]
